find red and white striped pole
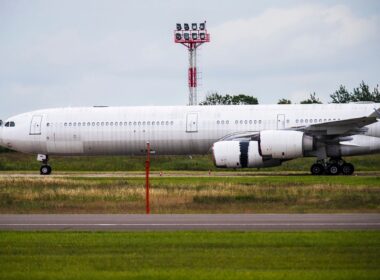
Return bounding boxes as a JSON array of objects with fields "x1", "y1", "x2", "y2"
[{"x1": 145, "y1": 141, "x2": 150, "y2": 214}]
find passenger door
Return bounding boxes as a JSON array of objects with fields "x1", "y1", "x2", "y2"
[
  {"x1": 277, "y1": 114, "x2": 285, "y2": 130},
  {"x1": 30, "y1": 115, "x2": 43, "y2": 135},
  {"x1": 186, "y1": 113, "x2": 198, "y2": 132}
]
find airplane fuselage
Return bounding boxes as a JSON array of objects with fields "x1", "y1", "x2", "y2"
[{"x1": 1, "y1": 104, "x2": 380, "y2": 157}]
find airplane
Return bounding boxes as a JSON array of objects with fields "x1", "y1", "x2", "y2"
[{"x1": 0, "y1": 103, "x2": 379, "y2": 175}]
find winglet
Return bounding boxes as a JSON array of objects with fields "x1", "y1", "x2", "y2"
[{"x1": 373, "y1": 107, "x2": 380, "y2": 118}]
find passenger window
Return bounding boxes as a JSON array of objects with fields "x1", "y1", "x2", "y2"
[
  {"x1": 249, "y1": 120, "x2": 252, "y2": 124},
  {"x1": 110, "y1": 122, "x2": 114, "y2": 126},
  {"x1": 161, "y1": 121, "x2": 164, "y2": 125},
  {"x1": 133, "y1": 122, "x2": 136, "y2": 126},
  {"x1": 87, "y1": 122, "x2": 90, "y2": 126},
  {"x1": 217, "y1": 120, "x2": 220, "y2": 124},
  {"x1": 254, "y1": 120, "x2": 257, "y2": 124},
  {"x1": 244, "y1": 120, "x2": 247, "y2": 124},
  {"x1": 300, "y1": 119, "x2": 304, "y2": 123},
  {"x1": 166, "y1": 121, "x2": 169, "y2": 125},
  {"x1": 47, "y1": 123, "x2": 50, "y2": 127},
  {"x1": 82, "y1": 122, "x2": 86, "y2": 126},
  {"x1": 143, "y1": 121, "x2": 146, "y2": 126},
  {"x1": 101, "y1": 122, "x2": 104, "y2": 126},
  {"x1": 221, "y1": 120, "x2": 225, "y2": 124},
  {"x1": 119, "y1": 122, "x2": 123, "y2": 126},
  {"x1": 305, "y1": 119, "x2": 308, "y2": 123},
  {"x1": 92, "y1": 122, "x2": 95, "y2": 126},
  {"x1": 69, "y1": 123, "x2": 72, "y2": 126},
  {"x1": 78, "y1": 123, "x2": 81, "y2": 127},
  {"x1": 226, "y1": 120, "x2": 229, "y2": 124},
  {"x1": 5, "y1": 122, "x2": 9, "y2": 127},
  {"x1": 64, "y1": 123, "x2": 67, "y2": 127},
  {"x1": 73, "y1": 122, "x2": 76, "y2": 126},
  {"x1": 97, "y1": 122, "x2": 100, "y2": 126},
  {"x1": 171, "y1": 121, "x2": 174, "y2": 125},
  {"x1": 115, "y1": 122, "x2": 118, "y2": 126},
  {"x1": 235, "y1": 120, "x2": 238, "y2": 124},
  {"x1": 124, "y1": 122, "x2": 128, "y2": 126},
  {"x1": 152, "y1": 121, "x2": 155, "y2": 125},
  {"x1": 259, "y1": 120, "x2": 262, "y2": 124},
  {"x1": 296, "y1": 119, "x2": 299, "y2": 123}
]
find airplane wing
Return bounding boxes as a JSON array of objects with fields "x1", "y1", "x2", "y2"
[
  {"x1": 218, "y1": 109, "x2": 379, "y2": 141},
  {"x1": 296, "y1": 116, "x2": 378, "y2": 137}
]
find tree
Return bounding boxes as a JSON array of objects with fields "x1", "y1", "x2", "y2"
[
  {"x1": 300, "y1": 92, "x2": 322, "y2": 104},
  {"x1": 277, "y1": 98, "x2": 291, "y2": 104},
  {"x1": 352, "y1": 81, "x2": 372, "y2": 102},
  {"x1": 330, "y1": 81, "x2": 380, "y2": 103},
  {"x1": 199, "y1": 92, "x2": 258, "y2": 105},
  {"x1": 330, "y1": 85, "x2": 351, "y2": 103}
]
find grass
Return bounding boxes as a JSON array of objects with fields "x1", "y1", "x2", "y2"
[
  {"x1": 1, "y1": 176, "x2": 379, "y2": 213},
  {"x1": 0, "y1": 231, "x2": 379, "y2": 280},
  {"x1": 1, "y1": 152, "x2": 380, "y2": 172}
]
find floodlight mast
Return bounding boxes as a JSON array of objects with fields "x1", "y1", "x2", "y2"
[{"x1": 174, "y1": 22, "x2": 210, "y2": 106}]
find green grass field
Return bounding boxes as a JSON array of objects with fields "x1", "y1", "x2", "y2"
[
  {"x1": 0, "y1": 231, "x2": 379, "y2": 280},
  {"x1": 1, "y1": 152, "x2": 380, "y2": 172},
  {"x1": 1, "y1": 175, "x2": 379, "y2": 213}
]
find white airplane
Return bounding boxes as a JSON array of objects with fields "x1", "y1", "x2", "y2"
[{"x1": 0, "y1": 103, "x2": 379, "y2": 175}]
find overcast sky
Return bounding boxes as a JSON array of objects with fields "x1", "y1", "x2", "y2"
[{"x1": 1, "y1": 0, "x2": 379, "y2": 117}]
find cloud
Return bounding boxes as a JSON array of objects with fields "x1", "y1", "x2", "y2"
[{"x1": 206, "y1": 4, "x2": 379, "y2": 73}]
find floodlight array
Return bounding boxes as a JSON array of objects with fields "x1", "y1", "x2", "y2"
[{"x1": 174, "y1": 22, "x2": 210, "y2": 43}]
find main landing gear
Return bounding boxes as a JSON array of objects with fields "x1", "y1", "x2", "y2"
[
  {"x1": 37, "y1": 154, "x2": 52, "y2": 175},
  {"x1": 310, "y1": 158, "x2": 354, "y2": 176}
]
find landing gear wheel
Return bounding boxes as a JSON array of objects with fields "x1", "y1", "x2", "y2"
[
  {"x1": 327, "y1": 163, "x2": 341, "y2": 175},
  {"x1": 40, "y1": 165, "x2": 52, "y2": 175},
  {"x1": 341, "y1": 163, "x2": 354, "y2": 175},
  {"x1": 310, "y1": 163, "x2": 324, "y2": 175}
]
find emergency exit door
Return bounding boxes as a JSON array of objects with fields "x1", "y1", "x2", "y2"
[
  {"x1": 186, "y1": 113, "x2": 198, "y2": 132},
  {"x1": 30, "y1": 115, "x2": 43, "y2": 135}
]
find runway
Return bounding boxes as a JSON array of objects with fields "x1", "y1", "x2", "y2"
[{"x1": 1, "y1": 214, "x2": 380, "y2": 231}]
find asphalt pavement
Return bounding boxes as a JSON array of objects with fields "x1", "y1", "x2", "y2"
[{"x1": 1, "y1": 214, "x2": 379, "y2": 231}]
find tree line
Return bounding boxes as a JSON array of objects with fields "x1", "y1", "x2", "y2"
[{"x1": 200, "y1": 81, "x2": 380, "y2": 105}]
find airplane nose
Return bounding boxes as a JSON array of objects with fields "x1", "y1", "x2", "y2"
[{"x1": 0, "y1": 127, "x2": 3, "y2": 147}]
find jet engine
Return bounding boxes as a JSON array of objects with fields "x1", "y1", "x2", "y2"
[
  {"x1": 260, "y1": 130, "x2": 314, "y2": 159},
  {"x1": 212, "y1": 130, "x2": 314, "y2": 168}
]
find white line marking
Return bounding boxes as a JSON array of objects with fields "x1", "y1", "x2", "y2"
[{"x1": 1, "y1": 223, "x2": 380, "y2": 227}]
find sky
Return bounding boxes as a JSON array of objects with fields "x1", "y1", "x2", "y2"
[{"x1": 1, "y1": 0, "x2": 379, "y2": 117}]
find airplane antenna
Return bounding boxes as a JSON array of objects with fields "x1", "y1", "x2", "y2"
[{"x1": 174, "y1": 21, "x2": 210, "y2": 105}]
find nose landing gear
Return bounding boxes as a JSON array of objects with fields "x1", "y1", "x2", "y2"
[
  {"x1": 310, "y1": 158, "x2": 355, "y2": 176},
  {"x1": 37, "y1": 154, "x2": 52, "y2": 175}
]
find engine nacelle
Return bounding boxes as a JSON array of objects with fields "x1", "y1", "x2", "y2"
[
  {"x1": 212, "y1": 140, "x2": 281, "y2": 168},
  {"x1": 260, "y1": 130, "x2": 313, "y2": 159},
  {"x1": 326, "y1": 135, "x2": 380, "y2": 157},
  {"x1": 212, "y1": 131, "x2": 314, "y2": 169}
]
